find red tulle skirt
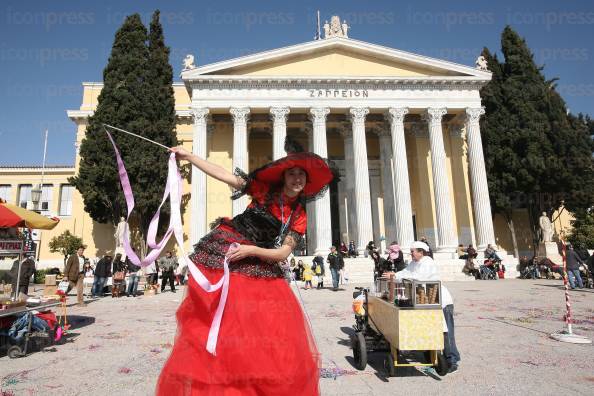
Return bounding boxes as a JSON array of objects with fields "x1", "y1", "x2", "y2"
[{"x1": 156, "y1": 265, "x2": 320, "y2": 396}]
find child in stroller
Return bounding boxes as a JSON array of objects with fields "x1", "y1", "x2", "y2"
[{"x1": 479, "y1": 257, "x2": 505, "y2": 280}]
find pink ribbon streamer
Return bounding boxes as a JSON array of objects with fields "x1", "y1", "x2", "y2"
[{"x1": 105, "y1": 130, "x2": 229, "y2": 355}]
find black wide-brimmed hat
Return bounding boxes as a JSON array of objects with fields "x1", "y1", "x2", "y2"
[{"x1": 249, "y1": 137, "x2": 338, "y2": 200}]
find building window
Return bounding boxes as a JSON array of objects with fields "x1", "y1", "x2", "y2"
[
  {"x1": 0, "y1": 185, "x2": 11, "y2": 202},
  {"x1": 59, "y1": 185, "x2": 74, "y2": 216},
  {"x1": 18, "y1": 185, "x2": 32, "y2": 209},
  {"x1": 40, "y1": 184, "x2": 53, "y2": 215}
]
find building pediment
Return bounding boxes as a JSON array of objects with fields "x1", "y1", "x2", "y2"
[{"x1": 182, "y1": 37, "x2": 490, "y2": 80}]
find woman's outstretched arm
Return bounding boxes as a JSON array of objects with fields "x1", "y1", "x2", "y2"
[{"x1": 170, "y1": 146, "x2": 244, "y2": 190}]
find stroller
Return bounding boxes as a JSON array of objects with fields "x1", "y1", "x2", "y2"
[
  {"x1": 520, "y1": 262, "x2": 540, "y2": 279},
  {"x1": 580, "y1": 263, "x2": 594, "y2": 289},
  {"x1": 479, "y1": 258, "x2": 500, "y2": 280}
]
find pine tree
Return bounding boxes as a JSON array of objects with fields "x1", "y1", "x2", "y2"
[{"x1": 70, "y1": 13, "x2": 176, "y2": 254}]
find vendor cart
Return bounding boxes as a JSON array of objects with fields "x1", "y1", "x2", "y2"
[
  {"x1": 351, "y1": 277, "x2": 449, "y2": 377},
  {"x1": 0, "y1": 301, "x2": 60, "y2": 358}
]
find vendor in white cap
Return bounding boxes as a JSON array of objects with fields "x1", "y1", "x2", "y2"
[{"x1": 395, "y1": 240, "x2": 460, "y2": 374}]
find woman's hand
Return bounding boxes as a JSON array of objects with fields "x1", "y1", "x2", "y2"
[
  {"x1": 226, "y1": 244, "x2": 256, "y2": 262},
  {"x1": 169, "y1": 146, "x2": 193, "y2": 161}
]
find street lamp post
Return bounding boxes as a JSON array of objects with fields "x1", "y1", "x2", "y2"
[{"x1": 31, "y1": 186, "x2": 42, "y2": 213}]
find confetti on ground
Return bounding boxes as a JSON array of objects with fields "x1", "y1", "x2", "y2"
[
  {"x1": 98, "y1": 332, "x2": 126, "y2": 340},
  {"x1": 319, "y1": 367, "x2": 358, "y2": 379},
  {"x1": 1, "y1": 370, "x2": 32, "y2": 387},
  {"x1": 118, "y1": 367, "x2": 132, "y2": 374},
  {"x1": 0, "y1": 390, "x2": 15, "y2": 396},
  {"x1": 159, "y1": 343, "x2": 173, "y2": 349},
  {"x1": 150, "y1": 348, "x2": 162, "y2": 354},
  {"x1": 88, "y1": 344, "x2": 101, "y2": 350}
]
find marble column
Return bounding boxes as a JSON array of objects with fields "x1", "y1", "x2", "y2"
[
  {"x1": 309, "y1": 107, "x2": 332, "y2": 256},
  {"x1": 190, "y1": 107, "x2": 209, "y2": 245},
  {"x1": 423, "y1": 108, "x2": 456, "y2": 250},
  {"x1": 230, "y1": 107, "x2": 250, "y2": 216},
  {"x1": 375, "y1": 126, "x2": 398, "y2": 246},
  {"x1": 304, "y1": 124, "x2": 316, "y2": 254},
  {"x1": 339, "y1": 125, "x2": 358, "y2": 246},
  {"x1": 270, "y1": 107, "x2": 290, "y2": 160},
  {"x1": 349, "y1": 107, "x2": 373, "y2": 254},
  {"x1": 465, "y1": 107, "x2": 496, "y2": 249},
  {"x1": 387, "y1": 107, "x2": 415, "y2": 249}
]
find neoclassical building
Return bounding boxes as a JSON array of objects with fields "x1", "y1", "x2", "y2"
[{"x1": 0, "y1": 20, "x2": 573, "y2": 267}]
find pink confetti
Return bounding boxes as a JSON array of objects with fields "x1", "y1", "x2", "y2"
[{"x1": 118, "y1": 367, "x2": 132, "y2": 374}]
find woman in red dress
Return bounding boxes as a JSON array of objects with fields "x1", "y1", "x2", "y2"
[{"x1": 157, "y1": 139, "x2": 336, "y2": 395}]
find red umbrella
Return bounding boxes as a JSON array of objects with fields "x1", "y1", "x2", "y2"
[{"x1": 0, "y1": 201, "x2": 59, "y2": 230}]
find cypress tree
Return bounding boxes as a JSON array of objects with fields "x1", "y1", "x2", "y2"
[
  {"x1": 70, "y1": 12, "x2": 176, "y2": 254},
  {"x1": 481, "y1": 26, "x2": 594, "y2": 251},
  {"x1": 479, "y1": 46, "x2": 521, "y2": 258}
]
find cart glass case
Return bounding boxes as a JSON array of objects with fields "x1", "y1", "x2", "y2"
[
  {"x1": 374, "y1": 278, "x2": 390, "y2": 299},
  {"x1": 396, "y1": 279, "x2": 441, "y2": 309}
]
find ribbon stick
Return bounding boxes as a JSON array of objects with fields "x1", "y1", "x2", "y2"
[{"x1": 105, "y1": 128, "x2": 229, "y2": 355}]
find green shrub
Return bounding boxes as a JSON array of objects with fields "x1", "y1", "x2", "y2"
[{"x1": 34, "y1": 269, "x2": 48, "y2": 284}]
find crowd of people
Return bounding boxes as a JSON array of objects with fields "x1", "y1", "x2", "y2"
[
  {"x1": 59, "y1": 246, "x2": 188, "y2": 305},
  {"x1": 518, "y1": 243, "x2": 593, "y2": 288}
]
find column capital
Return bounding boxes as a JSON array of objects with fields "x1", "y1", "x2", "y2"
[
  {"x1": 423, "y1": 107, "x2": 447, "y2": 124},
  {"x1": 270, "y1": 107, "x2": 290, "y2": 122},
  {"x1": 387, "y1": 107, "x2": 409, "y2": 124},
  {"x1": 191, "y1": 107, "x2": 209, "y2": 123},
  {"x1": 230, "y1": 107, "x2": 250, "y2": 123},
  {"x1": 465, "y1": 107, "x2": 486, "y2": 123},
  {"x1": 349, "y1": 107, "x2": 369, "y2": 123},
  {"x1": 309, "y1": 107, "x2": 330, "y2": 123}
]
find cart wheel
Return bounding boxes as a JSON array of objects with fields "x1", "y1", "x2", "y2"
[
  {"x1": 434, "y1": 351, "x2": 449, "y2": 376},
  {"x1": 7, "y1": 345, "x2": 23, "y2": 359},
  {"x1": 351, "y1": 332, "x2": 367, "y2": 370},
  {"x1": 383, "y1": 352, "x2": 396, "y2": 377}
]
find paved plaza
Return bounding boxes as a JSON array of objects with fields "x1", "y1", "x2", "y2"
[{"x1": 1, "y1": 279, "x2": 593, "y2": 395}]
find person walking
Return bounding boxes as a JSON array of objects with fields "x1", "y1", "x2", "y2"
[
  {"x1": 159, "y1": 251, "x2": 178, "y2": 293},
  {"x1": 92, "y1": 254, "x2": 112, "y2": 297},
  {"x1": 327, "y1": 246, "x2": 343, "y2": 291},
  {"x1": 126, "y1": 253, "x2": 141, "y2": 297},
  {"x1": 566, "y1": 243, "x2": 585, "y2": 289},
  {"x1": 64, "y1": 246, "x2": 86, "y2": 306}
]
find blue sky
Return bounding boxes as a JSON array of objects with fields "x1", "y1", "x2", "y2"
[{"x1": 1, "y1": 0, "x2": 593, "y2": 165}]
